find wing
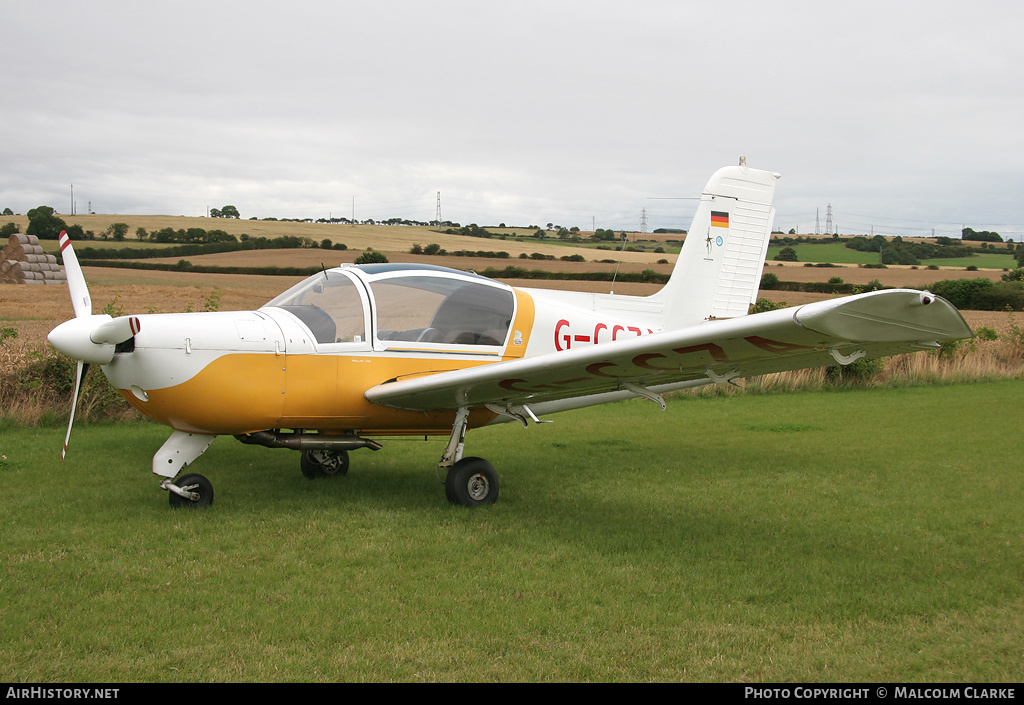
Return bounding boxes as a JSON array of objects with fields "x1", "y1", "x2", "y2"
[{"x1": 364, "y1": 290, "x2": 972, "y2": 414}]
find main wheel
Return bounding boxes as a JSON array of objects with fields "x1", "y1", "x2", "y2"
[
  {"x1": 168, "y1": 473, "x2": 214, "y2": 508},
  {"x1": 445, "y1": 457, "x2": 499, "y2": 507},
  {"x1": 300, "y1": 449, "x2": 350, "y2": 478}
]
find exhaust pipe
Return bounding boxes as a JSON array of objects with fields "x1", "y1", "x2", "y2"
[{"x1": 234, "y1": 430, "x2": 382, "y2": 452}]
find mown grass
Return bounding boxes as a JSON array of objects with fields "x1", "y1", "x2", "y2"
[{"x1": 1, "y1": 382, "x2": 1022, "y2": 682}]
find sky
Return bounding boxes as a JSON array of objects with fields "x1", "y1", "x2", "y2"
[{"x1": 3, "y1": 0, "x2": 1023, "y2": 239}]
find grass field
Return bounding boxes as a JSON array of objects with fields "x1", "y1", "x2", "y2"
[
  {"x1": 920, "y1": 252, "x2": 1020, "y2": 269},
  {"x1": 1, "y1": 382, "x2": 1022, "y2": 682},
  {"x1": 766, "y1": 242, "x2": 1019, "y2": 270}
]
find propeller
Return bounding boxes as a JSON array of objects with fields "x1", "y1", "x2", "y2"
[{"x1": 48, "y1": 232, "x2": 139, "y2": 460}]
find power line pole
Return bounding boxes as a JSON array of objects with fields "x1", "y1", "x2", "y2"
[
  {"x1": 436, "y1": 192, "x2": 441, "y2": 225},
  {"x1": 639, "y1": 208, "x2": 648, "y2": 234}
]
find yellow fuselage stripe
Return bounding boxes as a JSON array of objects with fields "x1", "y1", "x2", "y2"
[{"x1": 122, "y1": 352, "x2": 498, "y2": 435}]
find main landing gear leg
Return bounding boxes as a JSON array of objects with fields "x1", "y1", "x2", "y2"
[
  {"x1": 438, "y1": 407, "x2": 499, "y2": 508},
  {"x1": 153, "y1": 431, "x2": 217, "y2": 508}
]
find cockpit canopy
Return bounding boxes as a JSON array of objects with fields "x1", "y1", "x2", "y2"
[{"x1": 263, "y1": 264, "x2": 515, "y2": 350}]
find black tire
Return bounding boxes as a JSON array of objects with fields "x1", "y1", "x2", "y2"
[
  {"x1": 445, "y1": 457, "x2": 499, "y2": 507},
  {"x1": 300, "y1": 449, "x2": 350, "y2": 478},
  {"x1": 169, "y1": 473, "x2": 214, "y2": 509}
]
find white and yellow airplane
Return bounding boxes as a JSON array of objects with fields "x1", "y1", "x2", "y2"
[{"x1": 48, "y1": 164, "x2": 973, "y2": 508}]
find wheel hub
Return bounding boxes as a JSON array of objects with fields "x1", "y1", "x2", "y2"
[{"x1": 467, "y1": 473, "x2": 489, "y2": 501}]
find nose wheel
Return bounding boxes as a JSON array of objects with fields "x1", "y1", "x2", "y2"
[{"x1": 166, "y1": 473, "x2": 214, "y2": 508}]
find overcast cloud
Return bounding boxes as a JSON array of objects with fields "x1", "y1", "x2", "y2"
[{"x1": 3, "y1": 0, "x2": 1023, "y2": 238}]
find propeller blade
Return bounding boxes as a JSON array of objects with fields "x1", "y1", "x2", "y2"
[
  {"x1": 58, "y1": 231, "x2": 92, "y2": 319},
  {"x1": 62, "y1": 361, "x2": 90, "y2": 461}
]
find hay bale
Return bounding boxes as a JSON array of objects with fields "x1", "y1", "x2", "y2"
[
  {"x1": 11, "y1": 244, "x2": 44, "y2": 258},
  {"x1": 2, "y1": 233, "x2": 65, "y2": 285}
]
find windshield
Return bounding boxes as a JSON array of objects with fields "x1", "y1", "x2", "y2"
[
  {"x1": 264, "y1": 272, "x2": 366, "y2": 345},
  {"x1": 370, "y1": 275, "x2": 514, "y2": 346}
]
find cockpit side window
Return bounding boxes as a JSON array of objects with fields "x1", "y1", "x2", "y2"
[
  {"x1": 429, "y1": 282, "x2": 514, "y2": 345},
  {"x1": 370, "y1": 277, "x2": 513, "y2": 347},
  {"x1": 265, "y1": 273, "x2": 367, "y2": 345}
]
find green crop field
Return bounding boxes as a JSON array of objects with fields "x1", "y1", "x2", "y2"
[
  {"x1": 918, "y1": 252, "x2": 1019, "y2": 269},
  {"x1": 1, "y1": 381, "x2": 1021, "y2": 682},
  {"x1": 767, "y1": 242, "x2": 884, "y2": 266},
  {"x1": 766, "y1": 242, "x2": 1019, "y2": 270}
]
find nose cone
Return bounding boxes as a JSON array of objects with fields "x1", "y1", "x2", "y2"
[{"x1": 48, "y1": 316, "x2": 116, "y2": 365}]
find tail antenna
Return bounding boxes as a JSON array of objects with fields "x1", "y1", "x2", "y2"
[{"x1": 610, "y1": 231, "x2": 629, "y2": 295}]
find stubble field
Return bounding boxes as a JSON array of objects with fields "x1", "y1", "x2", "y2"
[{"x1": 1, "y1": 257, "x2": 1019, "y2": 383}]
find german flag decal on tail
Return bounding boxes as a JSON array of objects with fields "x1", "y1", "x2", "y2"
[{"x1": 710, "y1": 211, "x2": 729, "y2": 228}]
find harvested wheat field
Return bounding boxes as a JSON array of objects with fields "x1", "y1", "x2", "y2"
[
  {"x1": 67, "y1": 248, "x2": 1010, "y2": 296},
  {"x1": 2, "y1": 264, "x2": 1017, "y2": 364},
  {"x1": 17, "y1": 214, "x2": 664, "y2": 264},
  {"x1": 766, "y1": 260, "x2": 1007, "y2": 286},
  {"x1": 3, "y1": 264, "x2": 1021, "y2": 427},
  {"x1": 137, "y1": 248, "x2": 675, "y2": 272}
]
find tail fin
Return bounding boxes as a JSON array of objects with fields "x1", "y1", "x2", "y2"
[{"x1": 651, "y1": 164, "x2": 780, "y2": 329}]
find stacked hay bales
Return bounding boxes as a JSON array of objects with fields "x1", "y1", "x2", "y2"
[{"x1": 1, "y1": 234, "x2": 66, "y2": 285}]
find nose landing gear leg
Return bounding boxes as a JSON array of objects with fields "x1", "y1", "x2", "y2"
[{"x1": 154, "y1": 431, "x2": 217, "y2": 508}]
